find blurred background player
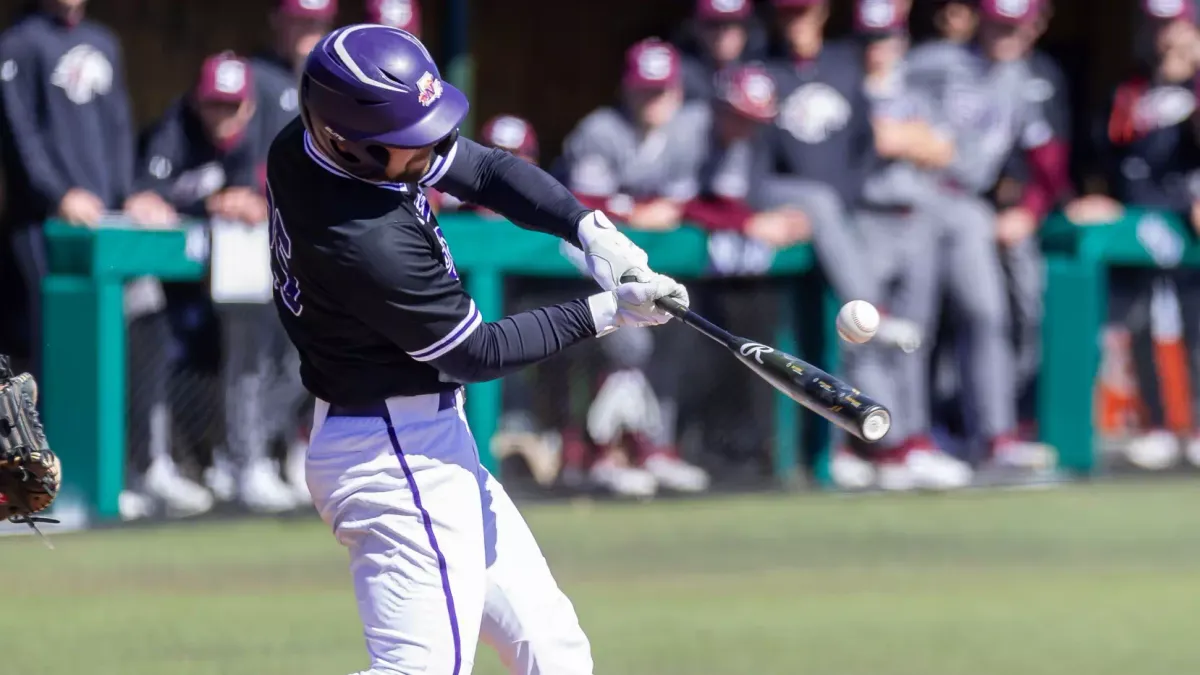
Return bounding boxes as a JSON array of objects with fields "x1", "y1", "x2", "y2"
[
  {"x1": 907, "y1": 0, "x2": 1071, "y2": 474},
  {"x1": 932, "y1": 0, "x2": 979, "y2": 45},
  {"x1": 252, "y1": 0, "x2": 336, "y2": 147},
  {"x1": 132, "y1": 52, "x2": 303, "y2": 515},
  {"x1": 0, "y1": 0, "x2": 156, "y2": 381},
  {"x1": 1067, "y1": 0, "x2": 1200, "y2": 469},
  {"x1": 560, "y1": 39, "x2": 711, "y2": 497},
  {"x1": 831, "y1": 0, "x2": 971, "y2": 490},
  {"x1": 677, "y1": 0, "x2": 766, "y2": 102},
  {"x1": 366, "y1": 0, "x2": 421, "y2": 35}
]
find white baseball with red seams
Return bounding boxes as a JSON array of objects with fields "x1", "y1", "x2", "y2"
[{"x1": 836, "y1": 300, "x2": 880, "y2": 344}]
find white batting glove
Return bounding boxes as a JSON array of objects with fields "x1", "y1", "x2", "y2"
[
  {"x1": 587, "y1": 273, "x2": 690, "y2": 336},
  {"x1": 576, "y1": 211, "x2": 649, "y2": 291}
]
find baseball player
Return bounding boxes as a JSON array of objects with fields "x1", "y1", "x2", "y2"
[
  {"x1": 906, "y1": 0, "x2": 1071, "y2": 470},
  {"x1": 680, "y1": 0, "x2": 762, "y2": 102},
  {"x1": 932, "y1": 0, "x2": 980, "y2": 45},
  {"x1": 271, "y1": 25, "x2": 688, "y2": 675},
  {"x1": 0, "y1": 0, "x2": 151, "y2": 382},
  {"x1": 366, "y1": 0, "x2": 421, "y2": 35},
  {"x1": 1068, "y1": 0, "x2": 1200, "y2": 468},
  {"x1": 252, "y1": 0, "x2": 337, "y2": 145},
  {"x1": 831, "y1": 0, "x2": 974, "y2": 490},
  {"x1": 560, "y1": 38, "x2": 714, "y2": 497}
]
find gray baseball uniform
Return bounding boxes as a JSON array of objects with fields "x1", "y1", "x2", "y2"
[{"x1": 906, "y1": 40, "x2": 1053, "y2": 439}]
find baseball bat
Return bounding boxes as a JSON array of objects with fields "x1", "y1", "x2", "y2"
[{"x1": 626, "y1": 276, "x2": 891, "y2": 443}]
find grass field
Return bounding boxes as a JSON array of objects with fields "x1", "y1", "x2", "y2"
[{"x1": 6, "y1": 481, "x2": 1200, "y2": 675}]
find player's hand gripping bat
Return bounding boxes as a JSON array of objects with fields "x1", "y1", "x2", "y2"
[{"x1": 625, "y1": 275, "x2": 891, "y2": 443}]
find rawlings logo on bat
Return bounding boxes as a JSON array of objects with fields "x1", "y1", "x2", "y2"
[{"x1": 738, "y1": 342, "x2": 775, "y2": 365}]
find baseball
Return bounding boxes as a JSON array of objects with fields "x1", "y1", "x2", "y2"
[{"x1": 836, "y1": 300, "x2": 879, "y2": 344}]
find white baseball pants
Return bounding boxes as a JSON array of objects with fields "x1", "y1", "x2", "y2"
[{"x1": 306, "y1": 391, "x2": 593, "y2": 675}]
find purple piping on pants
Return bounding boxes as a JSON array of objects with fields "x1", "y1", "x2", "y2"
[{"x1": 382, "y1": 416, "x2": 463, "y2": 675}]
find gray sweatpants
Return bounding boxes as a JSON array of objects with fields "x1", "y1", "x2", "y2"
[{"x1": 924, "y1": 192, "x2": 1019, "y2": 439}]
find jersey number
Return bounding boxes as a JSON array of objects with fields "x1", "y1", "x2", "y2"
[{"x1": 267, "y1": 183, "x2": 304, "y2": 316}]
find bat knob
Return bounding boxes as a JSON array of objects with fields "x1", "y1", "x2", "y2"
[{"x1": 860, "y1": 408, "x2": 891, "y2": 443}]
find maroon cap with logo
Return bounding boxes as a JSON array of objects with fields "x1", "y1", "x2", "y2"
[
  {"x1": 696, "y1": 0, "x2": 752, "y2": 21},
  {"x1": 367, "y1": 0, "x2": 421, "y2": 32},
  {"x1": 856, "y1": 0, "x2": 908, "y2": 34},
  {"x1": 623, "y1": 39, "x2": 682, "y2": 90},
  {"x1": 277, "y1": 0, "x2": 338, "y2": 19},
  {"x1": 481, "y1": 115, "x2": 539, "y2": 159},
  {"x1": 1142, "y1": 0, "x2": 1197, "y2": 21},
  {"x1": 716, "y1": 64, "x2": 778, "y2": 122},
  {"x1": 978, "y1": 0, "x2": 1040, "y2": 24},
  {"x1": 195, "y1": 52, "x2": 253, "y2": 104}
]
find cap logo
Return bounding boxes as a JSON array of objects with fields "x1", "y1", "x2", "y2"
[
  {"x1": 1148, "y1": 0, "x2": 1184, "y2": 17},
  {"x1": 860, "y1": 0, "x2": 896, "y2": 27},
  {"x1": 742, "y1": 72, "x2": 775, "y2": 105},
  {"x1": 214, "y1": 60, "x2": 246, "y2": 95},
  {"x1": 490, "y1": 116, "x2": 529, "y2": 150},
  {"x1": 416, "y1": 71, "x2": 443, "y2": 106},
  {"x1": 993, "y1": 0, "x2": 1030, "y2": 18},
  {"x1": 638, "y1": 46, "x2": 674, "y2": 80},
  {"x1": 300, "y1": 0, "x2": 330, "y2": 9},
  {"x1": 379, "y1": 0, "x2": 413, "y2": 26},
  {"x1": 712, "y1": 0, "x2": 746, "y2": 12}
]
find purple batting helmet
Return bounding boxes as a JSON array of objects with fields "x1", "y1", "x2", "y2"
[{"x1": 300, "y1": 24, "x2": 469, "y2": 179}]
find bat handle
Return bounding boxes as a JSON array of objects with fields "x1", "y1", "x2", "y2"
[{"x1": 619, "y1": 271, "x2": 689, "y2": 319}]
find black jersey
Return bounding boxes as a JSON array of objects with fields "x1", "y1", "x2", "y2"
[
  {"x1": 267, "y1": 118, "x2": 599, "y2": 405},
  {"x1": 267, "y1": 120, "x2": 479, "y2": 404}
]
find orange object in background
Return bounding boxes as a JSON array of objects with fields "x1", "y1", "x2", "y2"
[
  {"x1": 1097, "y1": 326, "x2": 1144, "y2": 435},
  {"x1": 1150, "y1": 280, "x2": 1193, "y2": 433}
]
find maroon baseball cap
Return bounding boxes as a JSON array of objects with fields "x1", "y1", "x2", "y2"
[
  {"x1": 1142, "y1": 0, "x2": 1197, "y2": 21},
  {"x1": 623, "y1": 39, "x2": 682, "y2": 90},
  {"x1": 856, "y1": 0, "x2": 908, "y2": 34},
  {"x1": 978, "y1": 0, "x2": 1040, "y2": 24},
  {"x1": 481, "y1": 115, "x2": 539, "y2": 159},
  {"x1": 195, "y1": 52, "x2": 253, "y2": 104},
  {"x1": 277, "y1": 0, "x2": 338, "y2": 19},
  {"x1": 367, "y1": 0, "x2": 421, "y2": 32},
  {"x1": 696, "y1": 0, "x2": 752, "y2": 22},
  {"x1": 716, "y1": 64, "x2": 778, "y2": 122}
]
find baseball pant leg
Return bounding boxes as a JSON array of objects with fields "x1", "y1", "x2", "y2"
[
  {"x1": 307, "y1": 392, "x2": 487, "y2": 675},
  {"x1": 220, "y1": 304, "x2": 273, "y2": 469},
  {"x1": 9, "y1": 224, "x2": 48, "y2": 382},
  {"x1": 756, "y1": 177, "x2": 881, "y2": 305},
  {"x1": 1002, "y1": 237, "x2": 1046, "y2": 418},
  {"x1": 937, "y1": 196, "x2": 1017, "y2": 439},
  {"x1": 478, "y1": 470, "x2": 593, "y2": 675},
  {"x1": 126, "y1": 311, "x2": 172, "y2": 477}
]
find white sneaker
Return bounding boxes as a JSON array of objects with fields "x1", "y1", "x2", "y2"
[
  {"x1": 879, "y1": 449, "x2": 972, "y2": 491},
  {"x1": 204, "y1": 452, "x2": 237, "y2": 503},
  {"x1": 119, "y1": 490, "x2": 155, "y2": 521},
  {"x1": 239, "y1": 459, "x2": 301, "y2": 513},
  {"x1": 285, "y1": 440, "x2": 311, "y2": 503},
  {"x1": 143, "y1": 459, "x2": 215, "y2": 517},
  {"x1": 643, "y1": 454, "x2": 710, "y2": 492},
  {"x1": 1186, "y1": 436, "x2": 1200, "y2": 468},
  {"x1": 991, "y1": 440, "x2": 1056, "y2": 471},
  {"x1": 590, "y1": 456, "x2": 657, "y2": 499},
  {"x1": 876, "y1": 317, "x2": 923, "y2": 353},
  {"x1": 1125, "y1": 430, "x2": 1180, "y2": 470},
  {"x1": 830, "y1": 448, "x2": 875, "y2": 489}
]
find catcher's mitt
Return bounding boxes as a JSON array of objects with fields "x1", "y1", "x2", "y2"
[{"x1": 0, "y1": 356, "x2": 60, "y2": 533}]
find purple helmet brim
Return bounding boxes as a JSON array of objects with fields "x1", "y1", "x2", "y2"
[{"x1": 367, "y1": 81, "x2": 470, "y2": 148}]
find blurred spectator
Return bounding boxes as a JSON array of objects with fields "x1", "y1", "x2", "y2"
[
  {"x1": 252, "y1": 0, "x2": 337, "y2": 146},
  {"x1": 825, "y1": 0, "x2": 972, "y2": 491},
  {"x1": 1067, "y1": 0, "x2": 1200, "y2": 469},
  {"x1": 907, "y1": 0, "x2": 1069, "y2": 472},
  {"x1": 560, "y1": 39, "x2": 711, "y2": 497},
  {"x1": 678, "y1": 0, "x2": 764, "y2": 102},
  {"x1": 135, "y1": 52, "x2": 301, "y2": 514},
  {"x1": 932, "y1": 0, "x2": 979, "y2": 45},
  {"x1": 366, "y1": 0, "x2": 421, "y2": 35},
  {"x1": 0, "y1": 0, "x2": 163, "y2": 380}
]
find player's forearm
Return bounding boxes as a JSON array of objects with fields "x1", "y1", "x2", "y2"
[
  {"x1": 431, "y1": 298, "x2": 599, "y2": 383},
  {"x1": 432, "y1": 138, "x2": 588, "y2": 247},
  {"x1": 1019, "y1": 140, "x2": 1072, "y2": 220}
]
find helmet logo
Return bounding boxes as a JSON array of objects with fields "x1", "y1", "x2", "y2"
[{"x1": 417, "y1": 71, "x2": 443, "y2": 107}]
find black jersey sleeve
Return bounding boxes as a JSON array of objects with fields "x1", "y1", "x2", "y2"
[
  {"x1": 420, "y1": 137, "x2": 587, "y2": 248},
  {"x1": 344, "y1": 221, "x2": 599, "y2": 382}
]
